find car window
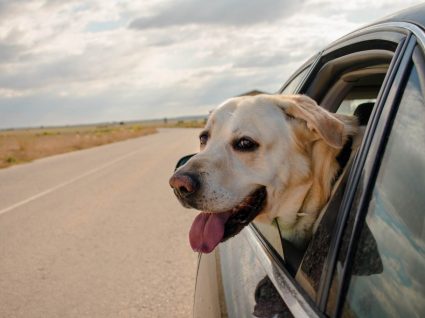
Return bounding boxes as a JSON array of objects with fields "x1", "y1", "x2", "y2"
[
  {"x1": 337, "y1": 99, "x2": 375, "y2": 116},
  {"x1": 340, "y1": 62, "x2": 425, "y2": 318},
  {"x1": 281, "y1": 67, "x2": 310, "y2": 94},
  {"x1": 336, "y1": 80, "x2": 382, "y2": 119}
]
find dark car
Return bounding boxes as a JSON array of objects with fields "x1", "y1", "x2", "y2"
[{"x1": 181, "y1": 4, "x2": 425, "y2": 318}]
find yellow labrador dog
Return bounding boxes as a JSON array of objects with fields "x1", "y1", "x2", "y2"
[{"x1": 169, "y1": 94, "x2": 358, "y2": 253}]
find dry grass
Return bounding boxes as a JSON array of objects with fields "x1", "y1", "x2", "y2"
[
  {"x1": 146, "y1": 119, "x2": 206, "y2": 129},
  {"x1": 0, "y1": 118, "x2": 207, "y2": 169},
  {"x1": 90, "y1": 119, "x2": 207, "y2": 129},
  {"x1": 0, "y1": 124, "x2": 157, "y2": 169}
]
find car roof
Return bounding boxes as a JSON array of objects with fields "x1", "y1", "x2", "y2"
[{"x1": 371, "y1": 3, "x2": 425, "y2": 30}]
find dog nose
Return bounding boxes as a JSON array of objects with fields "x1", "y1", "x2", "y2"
[{"x1": 169, "y1": 173, "x2": 200, "y2": 197}]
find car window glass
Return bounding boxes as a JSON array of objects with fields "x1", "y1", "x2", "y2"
[
  {"x1": 337, "y1": 99, "x2": 376, "y2": 116},
  {"x1": 340, "y1": 64, "x2": 425, "y2": 317},
  {"x1": 281, "y1": 67, "x2": 309, "y2": 94}
]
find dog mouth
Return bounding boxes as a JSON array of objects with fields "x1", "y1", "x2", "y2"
[{"x1": 189, "y1": 186, "x2": 267, "y2": 253}]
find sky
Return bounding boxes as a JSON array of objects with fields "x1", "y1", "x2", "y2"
[{"x1": 0, "y1": 0, "x2": 422, "y2": 129}]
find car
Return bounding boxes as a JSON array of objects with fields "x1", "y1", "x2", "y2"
[{"x1": 176, "y1": 4, "x2": 425, "y2": 318}]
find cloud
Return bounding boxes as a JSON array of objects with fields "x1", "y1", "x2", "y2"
[
  {"x1": 233, "y1": 53, "x2": 291, "y2": 69},
  {"x1": 129, "y1": 0, "x2": 300, "y2": 29},
  {"x1": 0, "y1": 41, "x2": 26, "y2": 64},
  {"x1": 0, "y1": 1, "x2": 27, "y2": 17},
  {"x1": 0, "y1": 0, "x2": 424, "y2": 129}
]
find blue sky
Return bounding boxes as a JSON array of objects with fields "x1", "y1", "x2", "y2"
[{"x1": 0, "y1": 0, "x2": 422, "y2": 128}]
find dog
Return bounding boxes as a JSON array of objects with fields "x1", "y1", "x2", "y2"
[{"x1": 169, "y1": 94, "x2": 358, "y2": 253}]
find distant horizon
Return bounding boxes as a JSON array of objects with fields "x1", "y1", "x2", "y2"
[
  {"x1": 0, "y1": 113, "x2": 208, "y2": 131},
  {"x1": 1, "y1": 88, "x2": 268, "y2": 130}
]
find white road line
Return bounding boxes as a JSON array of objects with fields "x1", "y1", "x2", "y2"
[{"x1": 0, "y1": 149, "x2": 143, "y2": 215}]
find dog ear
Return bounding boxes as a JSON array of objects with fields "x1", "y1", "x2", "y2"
[{"x1": 267, "y1": 94, "x2": 345, "y2": 149}]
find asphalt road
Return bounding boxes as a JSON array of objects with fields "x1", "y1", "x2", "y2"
[{"x1": 0, "y1": 128, "x2": 201, "y2": 318}]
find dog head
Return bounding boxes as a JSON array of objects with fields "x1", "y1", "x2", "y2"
[{"x1": 169, "y1": 94, "x2": 346, "y2": 253}]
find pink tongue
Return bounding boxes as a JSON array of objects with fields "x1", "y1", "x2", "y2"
[{"x1": 189, "y1": 212, "x2": 232, "y2": 253}]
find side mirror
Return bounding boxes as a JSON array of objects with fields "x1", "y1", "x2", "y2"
[{"x1": 174, "y1": 153, "x2": 196, "y2": 171}]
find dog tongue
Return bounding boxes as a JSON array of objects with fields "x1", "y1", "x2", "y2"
[{"x1": 189, "y1": 211, "x2": 232, "y2": 253}]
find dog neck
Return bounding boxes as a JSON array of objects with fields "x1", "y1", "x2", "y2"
[{"x1": 275, "y1": 114, "x2": 358, "y2": 247}]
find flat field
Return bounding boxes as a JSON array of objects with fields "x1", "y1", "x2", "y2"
[{"x1": 0, "y1": 119, "x2": 205, "y2": 169}]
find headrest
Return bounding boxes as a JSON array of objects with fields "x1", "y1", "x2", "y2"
[{"x1": 353, "y1": 102, "x2": 374, "y2": 126}]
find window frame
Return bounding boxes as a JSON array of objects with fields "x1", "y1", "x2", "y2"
[{"x1": 244, "y1": 22, "x2": 424, "y2": 318}]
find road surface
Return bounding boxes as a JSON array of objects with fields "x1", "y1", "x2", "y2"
[{"x1": 0, "y1": 128, "x2": 201, "y2": 318}]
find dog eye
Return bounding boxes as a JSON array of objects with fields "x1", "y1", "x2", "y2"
[
  {"x1": 199, "y1": 133, "x2": 208, "y2": 146},
  {"x1": 233, "y1": 137, "x2": 259, "y2": 152}
]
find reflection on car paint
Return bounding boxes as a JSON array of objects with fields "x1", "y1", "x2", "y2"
[{"x1": 219, "y1": 229, "x2": 293, "y2": 317}]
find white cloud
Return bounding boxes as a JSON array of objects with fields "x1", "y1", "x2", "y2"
[
  {"x1": 129, "y1": 0, "x2": 300, "y2": 29},
  {"x1": 0, "y1": 0, "x2": 423, "y2": 128}
]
